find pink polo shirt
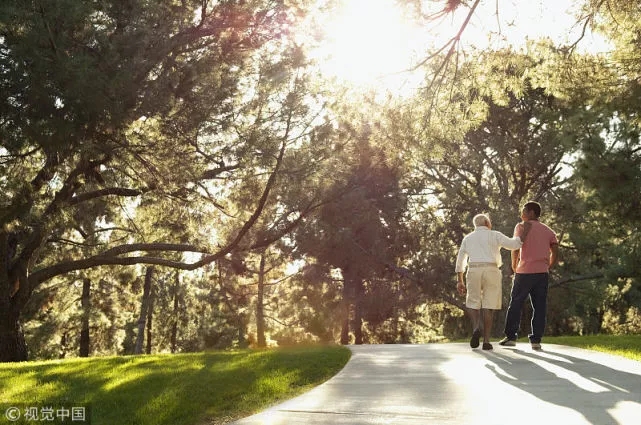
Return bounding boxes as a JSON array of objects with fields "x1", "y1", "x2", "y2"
[{"x1": 514, "y1": 220, "x2": 558, "y2": 274}]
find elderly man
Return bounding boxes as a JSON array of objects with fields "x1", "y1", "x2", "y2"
[{"x1": 455, "y1": 214, "x2": 531, "y2": 350}]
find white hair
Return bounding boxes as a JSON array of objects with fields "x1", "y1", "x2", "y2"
[{"x1": 473, "y1": 214, "x2": 490, "y2": 228}]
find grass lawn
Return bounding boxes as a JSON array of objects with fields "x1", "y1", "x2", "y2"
[
  {"x1": 0, "y1": 345, "x2": 351, "y2": 425},
  {"x1": 2, "y1": 336, "x2": 638, "y2": 425},
  {"x1": 452, "y1": 334, "x2": 641, "y2": 362},
  {"x1": 544, "y1": 334, "x2": 641, "y2": 362}
]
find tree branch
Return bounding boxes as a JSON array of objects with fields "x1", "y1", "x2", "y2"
[
  {"x1": 566, "y1": 0, "x2": 607, "y2": 54},
  {"x1": 28, "y1": 138, "x2": 288, "y2": 285},
  {"x1": 69, "y1": 187, "x2": 144, "y2": 205},
  {"x1": 201, "y1": 164, "x2": 239, "y2": 179},
  {"x1": 550, "y1": 273, "x2": 605, "y2": 288},
  {"x1": 249, "y1": 199, "x2": 322, "y2": 251},
  {"x1": 29, "y1": 254, "x2": 221, "y2": 283},
  {"x1": 100, "y1": 243, "x2": 210, "y2": 257},
  {"x1": 416, "y1": 0, "x2": 481, "y2": 94}
]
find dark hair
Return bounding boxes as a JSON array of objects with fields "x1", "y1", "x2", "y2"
[{"x1": 524, "y1": 201, "x2": 541, "y2": 218}]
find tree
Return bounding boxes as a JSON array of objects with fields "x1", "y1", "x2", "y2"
[
  {"x1": 79, "y1": 277, "x2": 91, "y2": 357},
  {"x1": 0, "y1": 0, "x2": 311, "y2": 361},
  {"x1": 532, "y1": 1, "x2": 641, "y2": 334},
  {"x1": 295, "y1": 126, "x2": 413, "y2": 344},
  {"x1": 134, "y1": 267, "x2": 154, "y2": 354},
  {"x1": 389, "y1": 46, "x2": 614, "y2": 337}
]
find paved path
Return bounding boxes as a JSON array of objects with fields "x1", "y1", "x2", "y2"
[{"x1": 232, "y1": 343, "x2": 641, "y2": 425}]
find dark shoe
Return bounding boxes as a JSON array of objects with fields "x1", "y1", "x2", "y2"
[
  {"x1": 531, "y1": 342, "x2": 542, "y2": 350},
  {"x1": 498, "y1": 337, "x2": 516, "y2": 347},
  {"x1": 470, "y1": 329, "x2": 481, "y2": 348},
  {"x1": 482, "y1": 342, "x2": 493, "y2": 350}
]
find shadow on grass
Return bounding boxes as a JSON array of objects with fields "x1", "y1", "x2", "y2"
[{"x1": 1, "y1": 346, "x2": 350, "y2": 425}]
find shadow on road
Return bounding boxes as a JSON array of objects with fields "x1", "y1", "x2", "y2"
[{"x1": 482, "y1": 347, "x2": 641, "y2": 425}]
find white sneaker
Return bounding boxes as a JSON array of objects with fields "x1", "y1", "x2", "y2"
[{"x1": 498, "y1": 337, "x2": 516, "y2": 347}]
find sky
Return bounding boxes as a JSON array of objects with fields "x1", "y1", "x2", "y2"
[
  {"x1": 460, "y1": 0, "x2": 610, "y2": 52},
  {"x1": 300, "y1": 0, "x2": 611, "y2": 93}
]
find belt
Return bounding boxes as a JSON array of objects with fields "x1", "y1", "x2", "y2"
[{"x1": 468, "y1": 262, "x2": 498, "y2": 268}]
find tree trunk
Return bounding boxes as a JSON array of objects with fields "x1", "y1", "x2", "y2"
[
  {"x1": 256, "y1": 251, "x2": 267, "y2": 348},
  {"x1": 1, "y1": 231, "x2": 28, "y2": 362},
  {"x1": 353, "y1": 278, "x2": 364, "y2": 345},
  {"x1": 340, "y1": 278, "x2": 351, "y2": 345},
  {"x1": 134, "y1": 267, "x2": 154, "y2": 355},
  {"x1": 340, "y1": 315, "x2": 350, "y2": 343},
  {"x1": 60, "y1": 333, "x2": 68, "y2": 359},
  {"x1": 238, "y1": 319, "x2": 248, "y2": 348},
  {"x1": 0, "y1": 283, "x2": 28, "y2": 362},
  {"x1": 0, "y1": 313, "x2": 28, "y2": 362},
  {"x1": 145, "y1": 286, "x2": 154, "y2": 355},
  {"x1": 79, "y1": 278, "x2": 91, "y2": 357},
  {"x1": 170, "y1": 271, "x2": 179, "y2": 353}
]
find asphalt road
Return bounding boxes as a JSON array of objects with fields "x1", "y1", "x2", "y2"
[{"x1": 231, "y1": 342, "x2": 641, "y2": 425}]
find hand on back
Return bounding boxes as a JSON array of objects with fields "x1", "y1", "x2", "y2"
[{"x1": 519, "y1": 221, "x2": 532, "y2": 242}]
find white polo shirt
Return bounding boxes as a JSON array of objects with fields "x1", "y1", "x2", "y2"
[{"x1": 455, "y1": 226, "x2": 523, "y2": 273}]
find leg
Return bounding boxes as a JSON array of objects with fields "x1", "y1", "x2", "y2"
[
  {"x1": 503, "y1": 274, "x2": 532, "y2": 340},
  {"x1": 528, "y1": 273, "x2": 549, "y2": 343},
  {"x1": 467, "y1": 307, "x2": 481, "y2": 348},
  {"x1": 464, "y1": 268, "x2": 483, "y2": 346},
  {"x1": 467, "y1": 308, "x2": 481, "y2": 331},
  {"x1": 480, "y1": 268, "x2": 501, "y2": 344},
  {"x1": 482, "y1": 309, "x2": 494, "y2": 343}
]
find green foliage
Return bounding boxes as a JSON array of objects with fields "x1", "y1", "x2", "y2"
[
  {"x1": 269, "y1": 262, "x2": 344, "y2": 344},
  {"x1": 398, "y1": 51, "x2": 587, "y2": 320},
  {"x1": 292, "y1": 124, "x2": 416, "y2": 343},
  {"x1": 23, "y1": 272, "x2": 141, "y2": 359},
  {"x1": 394, "y1": 36, "x2": 641, "y2": 338},
  {"x1": 6, "y1": 0, "x2": 641, "y2": 362},
  {"x1": 297, "y1": 129, "x2": 410, "y2": 271},
  {"x1": 0, "y1": 0, "x2": 334, "y2": 361}
]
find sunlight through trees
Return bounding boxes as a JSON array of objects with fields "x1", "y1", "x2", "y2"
[{"x1": 1, "y1": 0, "x2": 640, "y2": 361}]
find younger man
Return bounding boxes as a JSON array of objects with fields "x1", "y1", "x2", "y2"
[{"x1": 499, "y1": 201, "x2": 559, "y2": 350}]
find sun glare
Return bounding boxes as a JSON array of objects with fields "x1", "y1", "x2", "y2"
[
  {"x1": 308, "y1": 0, "x2": 430, "y2": 92},
  {"x1": 300, "y1": 0, "x2": 610, "y2": 96}
]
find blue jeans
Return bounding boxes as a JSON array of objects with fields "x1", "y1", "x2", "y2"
[{"x1": 503, "y1": 273, "x2": 549, "y2": 343}]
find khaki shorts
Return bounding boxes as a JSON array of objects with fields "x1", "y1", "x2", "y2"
[{"x1": 465, "y1": 266, "x2": 502, "y2": 310}]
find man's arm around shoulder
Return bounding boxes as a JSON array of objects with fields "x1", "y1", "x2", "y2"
[{"x1": 520, "y1": 221, "x2": 532, "y2": 242}]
